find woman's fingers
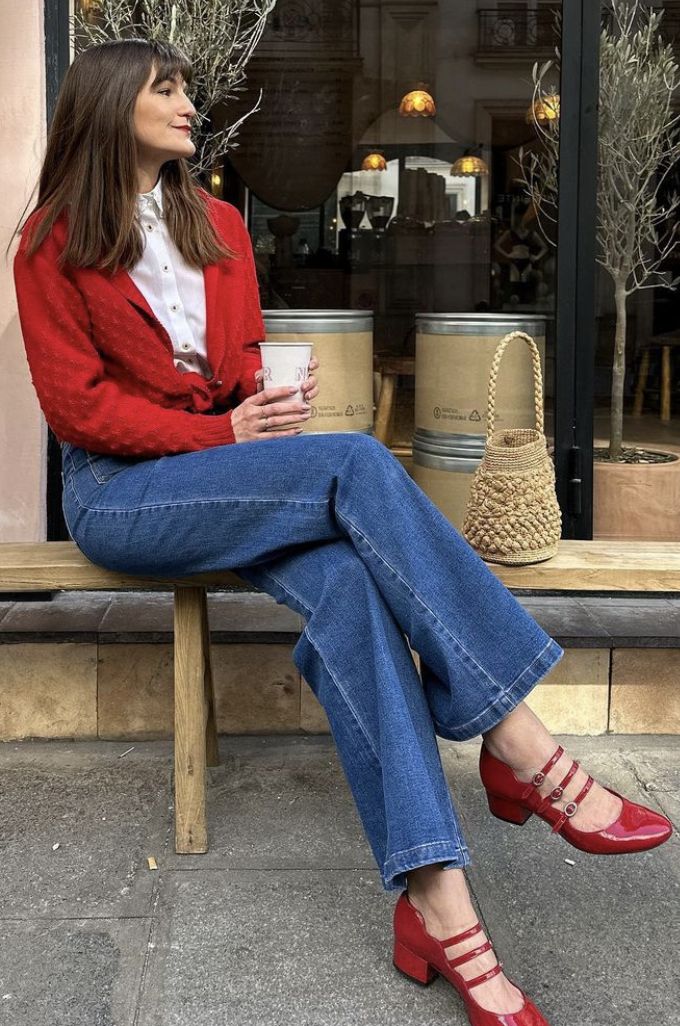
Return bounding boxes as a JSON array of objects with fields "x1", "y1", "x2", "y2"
[{"x1": 250, "y1": 385, "x2": 301, "y2": 406}]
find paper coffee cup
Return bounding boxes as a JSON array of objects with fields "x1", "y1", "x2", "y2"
[{"x1": 258, "y1": 343, "x2": 313, "y2": 402}]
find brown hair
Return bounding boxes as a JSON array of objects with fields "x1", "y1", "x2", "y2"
[{"x1": 10, "y1": 38, "x2": 235, "y2": 271}]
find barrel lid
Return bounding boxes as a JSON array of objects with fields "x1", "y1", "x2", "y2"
[
  {"x1": 416, "y1": 312, "x2": 549, "y2": 336},
  {"x1": 263, "y1": 309, "x2": 374, "y2": 333}
]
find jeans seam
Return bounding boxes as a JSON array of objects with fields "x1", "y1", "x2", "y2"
[
  {"x1": 254, "y1": 566, "x2": 381, "y2": 765},
  {"x1": 254, "y1": 567, "x2": 315, "y2": 620},
  {"x1": 68, "y1": 492, "x2": 331, "y2": 514},
  {"x1": 335, "y1": 508, "x2": 500, "y2": 692},
  {"x1": 301, "y1": 626, "x2": 381, "y2": 764}
]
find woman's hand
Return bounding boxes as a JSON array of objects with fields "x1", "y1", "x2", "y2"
[
  {"x1": 231, "y1": 385, "x2": 313, "y2": 443},
  {"x1": 231, "y1": 355, "x2": 320, "y2": 444}
]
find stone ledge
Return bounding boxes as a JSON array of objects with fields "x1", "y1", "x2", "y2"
[{"x1": 1, "y1": 592, "x2": 678, "y2": 648}]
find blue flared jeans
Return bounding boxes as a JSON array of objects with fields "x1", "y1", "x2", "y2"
[{"x1": 61, "y1": 432, "x2": 563, "y2": 891}]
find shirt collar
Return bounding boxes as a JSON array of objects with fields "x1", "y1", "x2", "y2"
[{"x1": 137, "y1": 176, "x2": 164, "y2": 217}]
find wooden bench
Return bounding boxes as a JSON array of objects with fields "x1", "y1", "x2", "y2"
[{"x1": 1, "y1": 540, "x2": 679, "y2": 855}]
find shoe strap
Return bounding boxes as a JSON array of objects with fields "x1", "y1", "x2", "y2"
[
  {"x1": 440, "y1": 921, "x2": 483, "y2": 947},
  {"x1": 446, "y1": 940, "x2": 493, "y2": 969},
  {"x1": 551, "y1": 774, "x2": 595, "y2": 833},
  {"x1": 467, "y1": 960, "x2": 505, "y2": 989},
  {"x1": 530, "y1": 744, "x2": 565, "y2": 788},
  {"x1": 535, "y1": 758, "x2": 580, "y2": 815}
]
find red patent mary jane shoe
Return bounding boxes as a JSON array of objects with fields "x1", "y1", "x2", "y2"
[
  {"x1": 393, "y1": 890, "x2": 551, "y2": 1026},
  {"x1": 479, "y1": 742, "x2": 672, "y2": 855}
]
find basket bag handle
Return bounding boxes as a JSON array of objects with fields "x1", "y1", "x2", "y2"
[{"x1": 486, "y1": 330, "x2": 545, "y2": 439}]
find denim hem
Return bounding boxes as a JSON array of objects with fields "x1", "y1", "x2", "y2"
[
  {"x1": 381, "y1": 840, "x2": 471, "y2": 892},
  {"x1": 433, "y1": 638, "x2": 565, "y2": 742}
]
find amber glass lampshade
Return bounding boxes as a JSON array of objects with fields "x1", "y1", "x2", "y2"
[
  {"x1": 450, "y1": 153, "x2": 489, "y2": 177},
  {"x1": 362, "y1": 153, "x2": 387, "y2": 171},
  {"x1": 399, "y1": 87, "x2": 436, "y2": 118},
  {"x1": 526, "y1": 94, "x2": 560, "y2": 125}
]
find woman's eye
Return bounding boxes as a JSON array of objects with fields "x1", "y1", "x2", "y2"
[{"x1": 159, "y1": 89, "x2": 172, "y2": 96}]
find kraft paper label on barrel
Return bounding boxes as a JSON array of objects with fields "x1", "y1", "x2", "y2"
[{"x1": 415, "y1": 330, "x2": 546, "y2": 436}]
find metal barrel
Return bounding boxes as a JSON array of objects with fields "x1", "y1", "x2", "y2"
[{"x1": 415, "y1": 313, "x2": 548, "y2": 448}]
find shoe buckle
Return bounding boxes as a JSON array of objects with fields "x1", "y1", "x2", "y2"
[
  {"x1": 532, "y1": 771, "x2": 545, "y2": 786},
  {"x1": 563, "y1": 801, "x2": 578, "y2": 817},
  {"x1": 549, "y1": 785, "x2": 564, "y2": 801}
]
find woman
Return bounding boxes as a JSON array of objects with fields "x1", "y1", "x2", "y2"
[{"x1": 11, "y1": 38, "x2": 672, "y2": 1026}]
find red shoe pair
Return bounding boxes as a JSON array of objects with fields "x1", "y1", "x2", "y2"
[{"x1": 392, "y1": 743, "x2": 672, "y2": 1025}]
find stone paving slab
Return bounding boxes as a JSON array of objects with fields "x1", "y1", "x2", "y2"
[
  {"x1": 161, "y1": 736, "x2": 375, "y2": 873},
  {"x1": 0, "y1": 741, "x2": 170, "y2": 917},
  {"x1": 135, "y1": 868, "x2": 461, "y2": 1026},
  {"x1": 0, "y1": 735, "x2": 678, "y2": 1026},
  {"x1": 0, "y1": 918, "x2": 151, "y2": 1026}
]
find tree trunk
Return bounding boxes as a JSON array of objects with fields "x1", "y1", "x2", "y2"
[{"x1": 610, "y1": 279, "x2": 627, "y2": 460}]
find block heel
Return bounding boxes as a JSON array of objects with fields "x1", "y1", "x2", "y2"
[
  {"x1": 487, "y1": 792, "x2": 533, "y2": 824},
  {"x1": 392, "y1": 939, "x2": 438, "y2": 986}
]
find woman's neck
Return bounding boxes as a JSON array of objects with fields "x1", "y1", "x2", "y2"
[{"x1": 136, "y1": 164, "x2": 163, "y2": 194}]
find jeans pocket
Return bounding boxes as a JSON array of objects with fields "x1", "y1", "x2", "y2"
[{"x1": 85, "y1": 451, "x2": 141, "y2": 484}]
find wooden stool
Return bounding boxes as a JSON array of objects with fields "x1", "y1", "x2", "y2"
[
  {"x1": 374, "y1": 354, "x2": 415, "y2": 446},
  {"x1": 633, "y1": 332, "x2": 680, "y2": 423}
]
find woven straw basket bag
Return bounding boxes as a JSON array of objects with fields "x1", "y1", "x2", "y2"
[{"x1": 462, "y1": 330, "x2": 562, "y2": 566}]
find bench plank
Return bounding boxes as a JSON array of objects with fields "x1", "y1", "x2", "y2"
[
  {"x1": 1, "y1": 541, "x2": 679, "y2": 593},
  {"x1": 491, "y1": 541, "x2": 680, "y2": 592},
  {"x1": 0, "y1": 541, "x2": 248, "y2": 591}
]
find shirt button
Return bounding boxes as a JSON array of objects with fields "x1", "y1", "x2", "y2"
[
  {"x1": 145, "y1": 224, "x2": 154, "y2": 231},
  {"x1": 171, "y1": 303, "x2": 180, "y2": 312},
  {"x1": 181, "y1": 343, "x2": 192, "y2": 351},
  {"x1": 162, "y1": 265, "x2": 169, "y2": 272}
]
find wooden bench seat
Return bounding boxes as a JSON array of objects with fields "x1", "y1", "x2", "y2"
[{"x1": 1, "y1": 539, "x2": 679, "y2": 855}]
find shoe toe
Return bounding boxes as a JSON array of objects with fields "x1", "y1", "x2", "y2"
[
  {"x1": 603, "y1": 791, "x2": 673, "y2": 850},
  {"x1": 468, "y1": 994, "x2": 551, "y2": 1026}
]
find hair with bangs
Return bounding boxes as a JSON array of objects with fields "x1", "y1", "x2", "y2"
[{"x1": 11, "y1": 38, "x2": 235, "y2": 270}]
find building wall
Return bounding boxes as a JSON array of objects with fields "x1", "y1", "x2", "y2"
[{"x1": 0, "y1": 0, "x2": 46, "y2": 542}]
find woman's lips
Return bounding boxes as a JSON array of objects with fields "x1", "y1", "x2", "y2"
[{"x1": 173, "y1": 126, "x2": 191, "y2": 134}]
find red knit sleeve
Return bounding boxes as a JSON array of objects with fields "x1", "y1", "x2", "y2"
[{"x1": 13, "y1": 232, "x2": 239, "y2": 457}]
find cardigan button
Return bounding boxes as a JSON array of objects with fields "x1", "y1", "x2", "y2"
[{"x1": 215, "y1": 379, "x2": 223, "y2": 387}]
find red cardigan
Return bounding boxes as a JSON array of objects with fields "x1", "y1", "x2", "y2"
[{"x1": 13, "y1": 191, "x2": 264, "y2": 456}]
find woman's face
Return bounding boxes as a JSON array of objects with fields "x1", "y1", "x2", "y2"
[{"x1": 133, "y1": 65, "x2": 196, "y2": 166}]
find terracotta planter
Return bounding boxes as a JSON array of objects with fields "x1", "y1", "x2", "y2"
[{"x1": 593, "y1": 451, "x2": 680, "y2": 540}]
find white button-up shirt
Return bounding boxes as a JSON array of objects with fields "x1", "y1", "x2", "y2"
[{"x1": 130, "y1": 177, "x2": 212, "y2": 379}]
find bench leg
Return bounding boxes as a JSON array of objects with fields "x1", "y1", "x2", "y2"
[
  {"x1": 173, "y1": 585, "x2": 209, "y2": 853},
  {"x1": 199, "y1": 587, "x2": 220, "y2": 767}
]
